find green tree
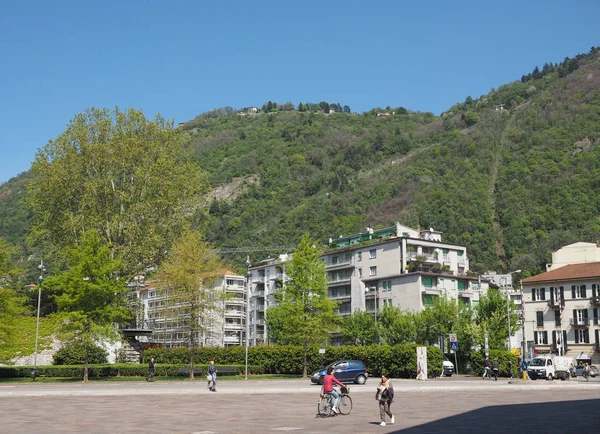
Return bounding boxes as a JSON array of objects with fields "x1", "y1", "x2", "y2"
[
  {"x1": 378, "y1": 305, "x2": 418, "y2": 345},
  {"x1": 156, "y1": 230, "x2": 228, "y2": 380},
  {"x1": 45, "y1": 231, "x2": 130, "y2": 381},
  {"x1": 0, "y1": 238, "x2": 25, "y2": 346},
  {"x1": 266, "y1": 234, "x2": 340, "y2": 377},
  {"x1": 27, "y1": 107, "x2": 208, "y2": 274},
  {"x1": 476, "y1": 289, "x2": 518, "y2": 350},
  {"x1": 341, "y1": 310, "x2": 378, "y2": 345}
]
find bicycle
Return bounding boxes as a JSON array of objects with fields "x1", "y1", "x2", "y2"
[{"x1": 317, "y1": 385, "x2": 352, "y2": 417}]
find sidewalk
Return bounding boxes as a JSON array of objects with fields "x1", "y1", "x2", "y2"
[{"x1": 1, "y1": 375, "x2": 598, "y2": 397}]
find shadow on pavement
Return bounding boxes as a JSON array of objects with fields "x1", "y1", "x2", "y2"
[{"x1": 393, "y1": 398, "x2": 600, "y2": 433}]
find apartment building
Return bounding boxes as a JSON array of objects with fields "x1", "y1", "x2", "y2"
[
  {"x1": 522, "y1": 261, "x2": 600, "y2": 360},
  {"x1": 138, "y1": 272, "x2": 247, "y2": 348},
  {"x1": 248, "y1": 223, "x2": 487, "y2": 345}
]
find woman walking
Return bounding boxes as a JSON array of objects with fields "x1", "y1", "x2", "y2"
[{"x1": 376, "y1": 374, "x2": 395, "y2": 426}]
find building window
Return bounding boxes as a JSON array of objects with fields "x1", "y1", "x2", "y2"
[
  {"x1": 536, "y1": 311, "x2": 544, "y2": 327},
  {"x1": 381, "y1": 280, "x2": 392, "y2": 291},
  {"x1": 457, "y1": 281, "x2": 466, "y2": 291},
  {"x1": 358, "y1": 268, "x2": 362, "y2": 278},
  {"x1": 369, "y1": 249, "x2": 377, "y2": 259},
  {"x1": 370, "y1": 266, "x2": 377, "y2": 276},
  {"x1": 554, "y1": 310, "x2": 561, "y2": 326},
  {"x1": 357, "y1": 252, "x2": 362, "y2": 261},
  {"x1": 345, "y1": 252, "x2": 352, "y2": 261},
  {"x1": 532, "y1": 287, "x2": 546, "y2": 301},
  {"x1": 575, "y1": 329, "x2": 590, "y2": 344},
  {"x1": 332, "y1": 256, "x2": 338, "y2": 265},
  {"x1": 423, "y1": 295, "x2": 434, "y2": 307},
  {"x1": 534, "y1": 331, "x2": 548, "y2": 345},
  {"x1": 423, "y1": 277, "x2": 433, "y2": 288},
  {"x1": 574, "y1": 309, "x2": 589, "y2": 325},
  {"x1": 571, "y1": 285, "x2": 587, "y2": 299}
]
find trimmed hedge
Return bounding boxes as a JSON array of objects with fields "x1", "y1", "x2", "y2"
[
  {"x1": 143, "y1": 344, "x2": 443, "y2": 378},
  {"x1": 0, "y1": 363, "x2": 262, "y2": 379}
]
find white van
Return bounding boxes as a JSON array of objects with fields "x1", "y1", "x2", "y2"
[
  {"x1": 553, "y1": 356, "x2": 574, "y2": 380},
  {"x1": 527, "y1": 355, "x2": 556, "y2": 380}
]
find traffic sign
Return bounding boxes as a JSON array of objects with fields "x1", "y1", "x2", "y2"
[
  {"x1": 449, "y1": 333, "x2": 457, "y2": 343},
  {"x1": 449, "y1": 341, "x2": 458, "y2": 351}
]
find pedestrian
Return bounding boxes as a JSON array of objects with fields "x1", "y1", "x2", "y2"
[
  {"x1": 146, "y1": 357, "x2": 155, "y2": 382},
  {"x1": 208, "y1": 360, "x2": 217, "y2": 392},
  {"x1": 492, "y1": 359, "x2": 499, "y2": 381},
  {"x1": 507, "y1": 360, "x2": 512, "y2": 379},
  {"x1": 482, "y1": 357, "x2": 491, "y2": 380},
  {"x1": 584, "y1": 363, "x2": 590, "y2": 382},
  {"x1": 376, "y1": 374, "x2": 395, "y2": 426}
]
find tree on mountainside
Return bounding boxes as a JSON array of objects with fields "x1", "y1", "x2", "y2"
[
  {"x1": 156, "y1": 231, "x2": 228, "y2": 380},
  {"x1": 45, "y1": 231, "x2": 130, "y2": 382},
  {"x1": 0, "y1": 238, "x2": 25, "y2": 345},
  {"x1": 27, "y1": 107, "x2": 208, "y2": 274},
  {"x1": 266, "y1": 234, "x2": 340, "y2": 378}
]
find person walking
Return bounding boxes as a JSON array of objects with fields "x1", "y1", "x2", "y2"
[
  {"x1": 492, "y1": 359, "x2": 500, "y2": 381},
  {"x1": 146, "y1": 357, "x2": 155, "y2": 382},
  {"x1": 208, "y1": 360, "x2": 217, "y2": 392},
  {"x1": 482, "y1": 357, "x2": 491, "y2": 380},
  {"x1": 376, "y1": 374, "x2": 395, "y2": 426},
  {"x1": 584, "y1": 363, "x2": 590, "y2": 382}
]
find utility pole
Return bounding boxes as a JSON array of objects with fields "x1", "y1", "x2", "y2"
[
  {"x1": 32, "y1": 259, "x2": 46, "y2": 381},
  {"x1": 244, "y1": 256, "x2": 251, "y2": 380}
]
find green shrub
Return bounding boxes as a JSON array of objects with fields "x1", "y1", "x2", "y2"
[
  {"x1": 52, "y1": 342, "x2": 108, "y2": 365},
  {"x1": 143, "y1": 344, "x2": 443, "y2": 378},
  {"x1": 471, "y1": 350, "x2": 519, "y2": 377}
]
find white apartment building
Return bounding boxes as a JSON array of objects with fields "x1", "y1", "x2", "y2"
[
  {"x1": 248, "y1": 223, "x2": 488, "y2": 345},
  {"x1": 138, "y1": 272, "x2": 247, "y2": 348},
  {"x1": 546, "y1": 242, "x2": 600, "y2": 271},
  {"x1": 522, "y1": 261, "x2": 600, "y2": 361}
]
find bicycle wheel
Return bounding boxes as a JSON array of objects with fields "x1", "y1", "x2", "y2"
[
  {"x1": 317, "y1": 397, "x2": 332, "y2": 417},
  {"x1": 338, "y1": 394, "x2": 353, "y2": 415}
]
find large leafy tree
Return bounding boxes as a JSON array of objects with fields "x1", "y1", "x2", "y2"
[
  {"x1": 27, "y1": 107, "x2": 208, "y2": 274},
  {"x1": 45, "y1": 231, "x2": 130, "y2": 381},
  {"x1": 156, "y1": 230, "x2": 228, "y2": 380},
  {"x1": 266, "y1": 234, "x2": 340, "y2": 378},
  {"x1": 341, "y1": 309, "x2": 378, "y2": 345},
  {"x1": 475, "y1": 289, "x2": 519, "y2": 350}
]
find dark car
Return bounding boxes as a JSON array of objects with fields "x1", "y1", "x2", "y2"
[{"x1": 310, "y1": 360, "x2": 368, "y2": 385}]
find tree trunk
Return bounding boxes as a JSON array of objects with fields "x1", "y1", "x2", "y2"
[
  {"x1": 303, "y1": 339, "x2": 308, "y2": 379},
  {"x1": 189, "y1": 331, "x2": 195, "y2": 380},
  {"x1": 83, "y1": 342, "x2": 89, "y2": 383}
]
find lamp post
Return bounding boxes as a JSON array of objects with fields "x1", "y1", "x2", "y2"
[
  {"x1": 244, "y1": 256, "x2": 251, "y2": 380},
  {"x1": 505, "y1": 270, "x2": 521, "y2": 350},
  {"x1": 32, "y1": 259, "x2": 46, "y2": 381}
]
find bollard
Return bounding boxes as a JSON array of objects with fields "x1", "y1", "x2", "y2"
[{"x1": 522, "y1": 372, "x2": 527, "y2": 381}]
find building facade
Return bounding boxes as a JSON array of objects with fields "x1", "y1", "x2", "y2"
[
  {"x1": 138, "y1": 272, "x2": 247, "y2": 348},
  {"x1": 546, "y1": 242, "x2": 600, "y2": 271},
  {"x1": 522, "y1": 261, "x2": 600, "y2": 361},
  {"x1": 248, "y1": 223, "x2": 488, "y2": 345}
]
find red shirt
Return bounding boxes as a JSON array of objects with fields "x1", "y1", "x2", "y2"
[{"x1": 323, "y1": 373, "x2": 344, "y2": 392}]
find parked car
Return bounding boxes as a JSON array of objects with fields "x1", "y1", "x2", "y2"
[
  {"x1": 572, "y1": 364, "x2": 599, "y2": 378},
  {"x1": 310, "y1": 360, "x2": 368, "y2": 385},
  {"x1": 591, "y1": 365, "x2": 599, "y2": 378},
  {"x1": 442, "y1": 360, "x2": 454, "y2": 377}
]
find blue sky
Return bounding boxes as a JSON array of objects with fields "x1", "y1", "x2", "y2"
[{"x1": 1, "y1": 0, "x2": 598, "y2": 184}]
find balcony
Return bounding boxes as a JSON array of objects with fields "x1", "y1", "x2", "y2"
[
  {"x1": 548, "y1": 299, "x2": 565, "y2": 309},
  {"x1": 225, "y1": 310, "x2": 243, "y2": 318},
  {"x1": 224, "y1": 336, "x2": 241, "y2": 344},
  {"x1": 326, "y1": 259, "x2": 354, "y2": 271},
  {"x1": 255, "y1": 319, "x2": 265, "y2": 326},
  {"x1": 422, "y1": 286, "x2": 443, "y2": 296},
  {"x1": 226, "y1": 285, "x2": 246, "y2": 293},
  {"x1": 570, "y1": 318, "x2": 589, "y2": 327},
  {"x1": 255, "y1": 304, "x2": 265, "y2": 311},
  {"x1": 227, "y1": 298, "x2": 245, "y2": 305},
  {"x1": 253, "y1": 289, "x2": 265, "y2": 297},
  {"x1": 224, "y1": 323, "x2": 243, "y2": 330},
  {"x1": 327, "y1": 277, "x2": 352, "y2": 286}
]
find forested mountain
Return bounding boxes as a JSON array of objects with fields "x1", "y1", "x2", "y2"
[{"x1": 2, "y1": 47, "x2": 600, "y2": 279}]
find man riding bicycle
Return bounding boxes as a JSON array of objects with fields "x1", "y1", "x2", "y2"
[{"x1": 323, "y1": 366, "x2": 345, "y2": 414}]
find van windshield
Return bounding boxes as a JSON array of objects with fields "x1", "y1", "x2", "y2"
[{"x1": 529, "y1": 358, "x2": 546, "y2": 367}]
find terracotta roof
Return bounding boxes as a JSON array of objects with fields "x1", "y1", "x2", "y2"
[{"x1": 522, "y1": 261, "x2": 600, "y2": 284}]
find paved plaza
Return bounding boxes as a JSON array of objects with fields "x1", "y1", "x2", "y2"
[{"x1": 1, "y1": 377, "x2": 599, "y2": 433}]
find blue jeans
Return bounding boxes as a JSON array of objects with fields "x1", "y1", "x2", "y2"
[{"x1": 327, "y1": 390, "x2": 340, "y2": 409}]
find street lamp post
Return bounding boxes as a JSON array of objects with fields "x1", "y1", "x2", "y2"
[
  {"x1": 32, "y1": 259, "x2": 46, "y2": 381},
  {"x1": 244, "y1": 256, "x2": 251, "y2": 380}
]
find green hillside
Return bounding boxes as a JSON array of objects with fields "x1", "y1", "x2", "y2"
[{"x1": 2, "y1": 48, "x2": 600, "y2": 279}]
